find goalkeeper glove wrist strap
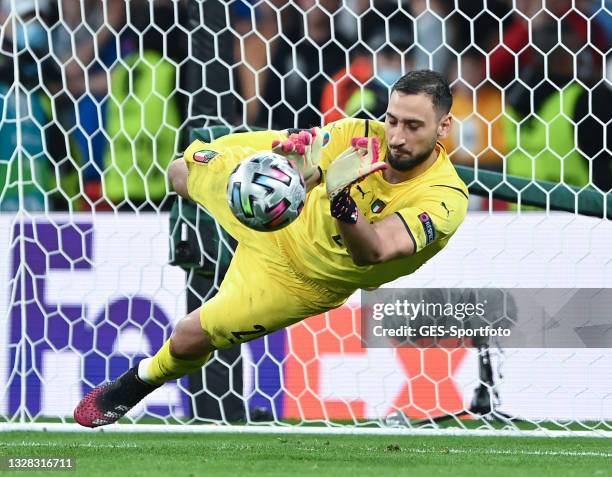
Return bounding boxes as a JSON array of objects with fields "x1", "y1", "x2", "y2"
[
  {"x1": 312, "y1": 165, "x2": 323, "y2": 183},
  {"x1": 330, "y1": 188, "x2": 358, "y2": 224}
]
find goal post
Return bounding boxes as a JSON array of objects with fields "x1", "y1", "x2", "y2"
[{"x1": 1, "y1": 0, "x2": 611, "y2": 437}]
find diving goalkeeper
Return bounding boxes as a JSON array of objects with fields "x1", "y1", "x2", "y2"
[{"x1": 74, "y1": 69, "x2": 469, "y2": 428}]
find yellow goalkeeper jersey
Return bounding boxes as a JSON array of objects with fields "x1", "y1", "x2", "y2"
[
  {"x1": 185, "y1": 118, "x2": 469, "y2": 295},
  {"x1": 277, "y1": 118, "x2": 469, "y2": 293}
]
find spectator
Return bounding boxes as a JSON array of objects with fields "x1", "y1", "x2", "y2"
[
  {"x1": 253, "y1": 0, "x2": 348, "y2": 128},
  {"x1": 102, "y1": 0, "x2": 188, "y2": 211},
  {"x1": 234, "y1": 0, "x2": 415, "y2": 129},
  {"x1": 411, "y1": 0, "x2": 456, "y2": 74},
  {"x1": 489, "y1": 0, "x2": 607, "y2": 87},
  {"x1": 232, "y1": 0, "x2": 281, "y2": 125},
  {"x1": 503, "y1": 22, "x2": 612, "y2": 193},
  {"x1": 580, "y1": 0, "x2": 612, "y2": 46},
  {"x1": 442, "y1": 48, "x2": 505, "y2": 171},
  {"x1": 320, "y1": 1, "x2": 415, "y2": 124},
  {"x1": 320, "y1": 30, "x2": 414, "y2": 124},
  {"x1": 0, "y1": 0, "x2": 55, "y2": 211},
  {"x1": 50, "y1": 0, "x2": 126, "y2": 209}
]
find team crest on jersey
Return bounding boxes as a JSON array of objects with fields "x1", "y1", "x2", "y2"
[
  {"x1": 193, "y1": 149, "x2": 218, "y2": 163},
  {"x1": 418, "y1": 212, "x2": 436, "y2": 245},
  {"x1": 370, "y1": 199, "x2": 386, "y2": 214}
]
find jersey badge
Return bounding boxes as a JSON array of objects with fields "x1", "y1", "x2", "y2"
[
  {"x1": 371, "y1": 199, "x2": 386, "y2": 214},
  {"x1": 193, "y1": 150, "x2": 218, "y2": 164}
]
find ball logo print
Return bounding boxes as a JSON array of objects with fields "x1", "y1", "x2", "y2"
[{"x1": 227, "y1": 152, "x2": 305, "y2": 231}]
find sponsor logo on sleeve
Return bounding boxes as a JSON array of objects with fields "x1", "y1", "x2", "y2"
[
  {"x1": 193, "y1": 150, "x2": 219, "y2": 163},
  {"x1": 418, "y1": 212, "x2": 436, "y2": 245}
]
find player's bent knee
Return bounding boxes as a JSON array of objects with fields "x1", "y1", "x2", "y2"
[
  {"x1": 168, "y1": 159, "x2": 190, "y2": 199},
  {"x1": 169, "y1": 310, "x2": 214, "y2": 360}
]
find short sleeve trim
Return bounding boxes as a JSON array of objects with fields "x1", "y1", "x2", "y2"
[{"x1": 394, "y1": 212, "x2": 417, "y2": 252}]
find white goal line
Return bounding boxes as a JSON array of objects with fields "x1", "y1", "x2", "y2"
[{"x1": 1, "y1": 423, "x2": 611, "y2": 439}]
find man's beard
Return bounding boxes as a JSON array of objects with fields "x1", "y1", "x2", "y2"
[{"x1": 387, "y1": 136, "x2": 438, "y2": 172}]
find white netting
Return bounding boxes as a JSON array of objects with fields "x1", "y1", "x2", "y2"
[{"x1": 1, "y1": 0, "x2": 611, "y2": 435}]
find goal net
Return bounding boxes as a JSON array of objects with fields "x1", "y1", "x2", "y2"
[{"x1": 1, "y1": 0, "x2": 611, "y2": 436}]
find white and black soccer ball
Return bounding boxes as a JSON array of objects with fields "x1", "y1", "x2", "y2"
[{"x1": 227, "y1": 152, "x2": 306, "y2": 232}]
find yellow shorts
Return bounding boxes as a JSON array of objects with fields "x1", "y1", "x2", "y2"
[{"x1": 184, "y1": 141, "x2": 348, "y2": 349}]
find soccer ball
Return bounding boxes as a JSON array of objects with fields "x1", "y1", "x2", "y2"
[{"x1": 227, "y1": 152, "x2": 306, "y2": 231}]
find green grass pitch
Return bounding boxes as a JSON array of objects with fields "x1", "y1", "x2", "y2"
[{"x1": 1, "y1": 432, "x2": 611, "y2": 477}]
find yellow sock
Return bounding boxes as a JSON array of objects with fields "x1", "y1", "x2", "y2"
[{"x1": 139, "y1": 340, "x2": 211, "y2": 385}]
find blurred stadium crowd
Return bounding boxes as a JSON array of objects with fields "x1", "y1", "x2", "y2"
[{"x1": 0, "y1": 0, "x2": 610, "y2": 211}]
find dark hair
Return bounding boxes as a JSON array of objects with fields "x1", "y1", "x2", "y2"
[{"x1": 391, "y1": 70, "x2": 453, "y2": 115}]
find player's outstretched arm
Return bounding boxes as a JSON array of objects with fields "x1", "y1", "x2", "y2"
[
  {"x1": 325, "y1": 137, "x2": 414, "y2": 266},
  {"x1": 336, "y1": 207, "x2": 416, "y2": 266}
]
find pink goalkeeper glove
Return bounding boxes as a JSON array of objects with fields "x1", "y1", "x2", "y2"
[
  {"x1": 325, "y1": 137, "x2": 387, "y2": 200},
  {"x1": 271, "y1": 128, "x2": 330, "y2": 180}
]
